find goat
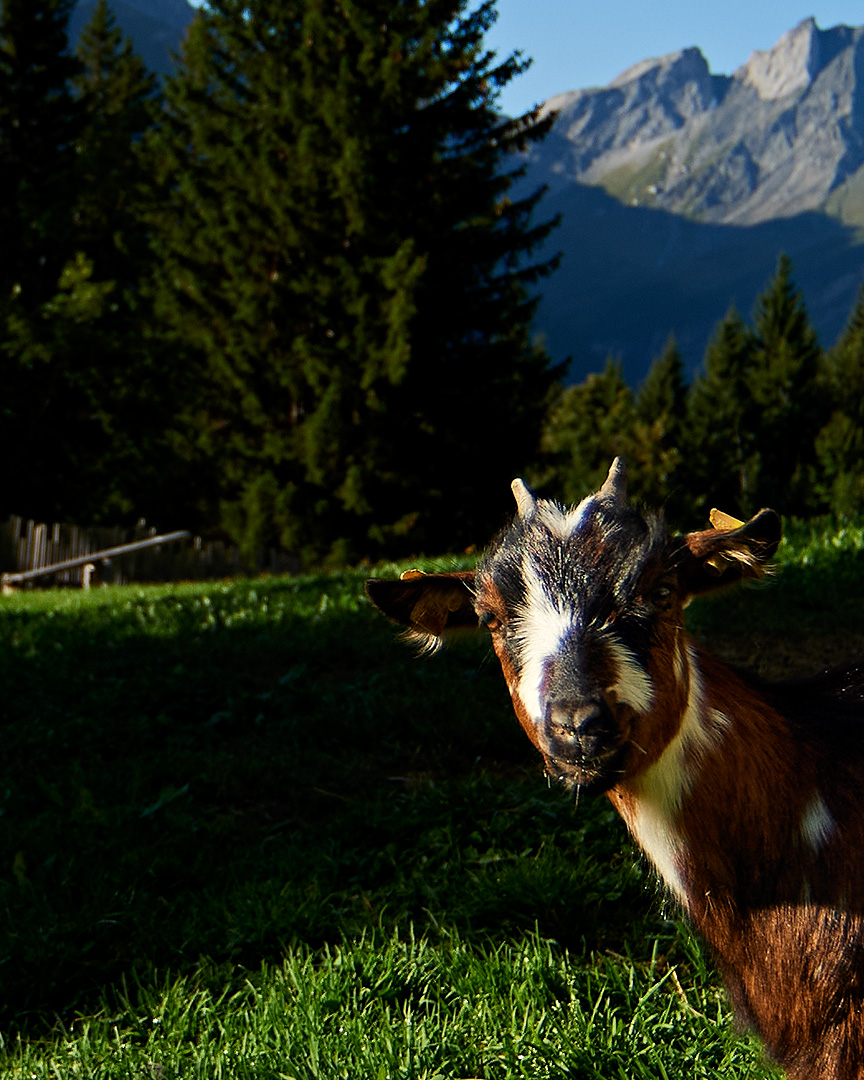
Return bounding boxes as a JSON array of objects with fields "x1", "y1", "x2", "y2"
[{"x1": 366, "y1": 459, "x2": 864, "y2": 1080}]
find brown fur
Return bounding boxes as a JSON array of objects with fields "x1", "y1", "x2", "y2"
[{"x1": 662, "y1": 651, "x2": 864, "y2": 1080}]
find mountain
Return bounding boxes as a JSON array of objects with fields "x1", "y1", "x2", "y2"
[
  {"x1": 70, "y1": 0, "x2": 195, "y2": 76},
  {"x1": 533, "y1": 19, "x2": 864, "y2": 227},
  {"x1": 521, "y1": 18, "x2": 864, "y2": 380}
]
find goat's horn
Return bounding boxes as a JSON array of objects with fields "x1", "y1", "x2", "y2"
[
  {"x1": 511, "y1": 478, "x2": 536, "y2": 519},
  {"x1": 598, "y1": 457, "x2": 627, "y2": 504}
]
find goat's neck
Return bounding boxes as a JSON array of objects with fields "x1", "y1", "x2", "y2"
[{"x1": 610, "y1": 639, "x2": 812, "y2": 920}]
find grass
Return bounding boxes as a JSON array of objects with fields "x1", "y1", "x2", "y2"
[
  {"x1": 0, "y1": 933, "x2": 768, "y2": 1078},
  {"x1": 3, "y1": 516, "x2": 861, "y2": 1077},
  {"x1": 686, "y1": 515, "x2": 864, "y2": 676}
]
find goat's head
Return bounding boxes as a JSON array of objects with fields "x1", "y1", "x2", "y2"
[{"x1": 366, "y1": 460, "x2": 780, "y2": 794}]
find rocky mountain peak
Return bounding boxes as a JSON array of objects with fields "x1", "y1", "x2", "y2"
[
  {"x1": 738, "y1": 17, "x2": 824, "y2": 100},
  {"x1": 609, "y1": 46, "x2": 721, "y2": 124},
  {"x1": 535, "y1": 45, "x2": 722, "y2": 185},
  {"x1": 609, "y1": 45, "x2": 710, "y2": 93},
  {"x1": 735, "y1": 17, "x2": 859, "y2": 101}
]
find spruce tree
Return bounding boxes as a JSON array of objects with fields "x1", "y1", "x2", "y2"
[
  {"x1": 147, "y1": 0, "x2": 558, "y2": 562},
  {"x1": 0, "y1": 0, "x2": 84, "y2": 517},
  {"x1": 631, "y1": 335, "x2": 687, "y2": 511},
  {"x1": 73, "y1": 0, "x2": 156, "y2": 279},
  {"x1": 814, "y1": 286, "x2": 864, "y2": 515},
  {"x1": 747, "y1": 254, "x2": 825, "y2": 515},
  {"x1": 535, "y1": 359, "x2": 635, "y2": 503},
  {"x1": 682, "y1": 308, "x2": 759, "y2": 519},
  {"x1": 0, "y1": 0, "x2": 81, "y2": 312},
  {"x1": 0, "y1": 0, "x2": 175, "y2": 523},
  {"x1": 635, "y1": 336, "x2": 687, "y2": 427},
  {"x1": 375, "y1": 0, "x2": 560, "y2": 551},
  {"x1": 56, "y1": 0, "x2": 176, "y2": 522}
]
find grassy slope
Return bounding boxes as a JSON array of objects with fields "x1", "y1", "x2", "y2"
[{"x1": 2, "y1": 520, "x2": 859, "y2": 1077}]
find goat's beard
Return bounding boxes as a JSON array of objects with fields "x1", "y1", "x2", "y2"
[{"x1": 542, "y1": 744, "x2": 628, "y2": 795}]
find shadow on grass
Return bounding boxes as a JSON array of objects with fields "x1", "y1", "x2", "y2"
[{"x1": 0, "y1": 578, "x2": 656, "y2": 1033}]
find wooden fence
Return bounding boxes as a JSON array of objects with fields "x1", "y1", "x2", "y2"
[{"x1": 0, "y1": 515, "x2": 300, "y2": 588}]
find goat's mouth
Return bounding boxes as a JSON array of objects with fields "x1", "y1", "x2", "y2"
[{"x1": 543, "y1": 744, "x2": 627, "y2": 795}]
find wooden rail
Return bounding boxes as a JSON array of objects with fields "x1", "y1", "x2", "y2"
[
  {"x1": 1, "y1": 531, "x2": 191, "y2": 588},
  {"x1": 0, "y1": 514, "x2": 302, "y2": 587}
]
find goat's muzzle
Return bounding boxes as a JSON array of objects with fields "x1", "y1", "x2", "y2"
[{"x1": 540, "y1": 697, "x2": 625, "y2": 793}]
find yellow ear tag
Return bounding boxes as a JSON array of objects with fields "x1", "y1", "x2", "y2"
[
  {"x1": 400, "y1": 569, "x2": 427, "y2": 580},
  {"x1": 705, "y1": 508, "x2": 745, "y2": 574},
  {"x1": 709, "y1": 508, "x2": 744, "y2": 530}
]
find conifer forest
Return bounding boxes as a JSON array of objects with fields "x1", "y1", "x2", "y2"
[{"x1": 3, "y1": 0, "x2": 864, "y2": 567}]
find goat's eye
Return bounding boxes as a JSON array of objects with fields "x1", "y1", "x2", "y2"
[
  {"x1": 478, "y1": 610, "x2": 501, "y2": 631},
  {"x1": 651, "y1": 583, "x2": 675, "y2": 608}
]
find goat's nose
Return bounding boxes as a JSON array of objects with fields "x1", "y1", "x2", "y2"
[{"x1": 546, "y1": 699, "x2": 615, "y2": 761}]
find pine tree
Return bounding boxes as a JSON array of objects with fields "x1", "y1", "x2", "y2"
[
  {"x1": 534, "y1": 358, "x2": 635, "y2": 503},
  {"x1": 147, "y1": 0, "x2": 558, "y2": 562},
  {"x1": 0, "y1": 0, "x2": 84, "y2": 517},
  {"x1": 73, "y1": 0, "x2": 156, "y2": 279},
  {"x1": 747, "y1": 254, "x2": 826, "y2": 515},
  {"x1": 0, "y1": 0, "x2": 81, "y2": 311},
  {"x1": 630, "y1": 335, "x2": 687, "y2": 510},
  {"x1": 682, "y1": 308, "x2": 759, "y2": 520},
  {"x1": 814, "y1": 286, "x2": 864, "y2": 515},
  {"x1": 54, "y1": 0, "x2": 178, "y2": 523}
]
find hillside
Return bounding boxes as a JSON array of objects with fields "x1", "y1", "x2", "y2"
[{"x1": 521, "y1": 173, "x2": 864, "y2": 382}]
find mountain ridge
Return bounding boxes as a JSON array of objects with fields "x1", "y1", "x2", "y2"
[
  {"x1": 530, "y1": 17, "x2": 864, "y2": 227},
  {"x1": 518, "y1": 16, "x2": 864, "y2": 378}
]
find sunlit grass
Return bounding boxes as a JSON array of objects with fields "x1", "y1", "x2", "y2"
[{"x1": 3, "y1": 931, "x2": 774, "y2": 1079}]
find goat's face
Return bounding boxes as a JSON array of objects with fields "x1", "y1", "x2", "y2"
[
  {"x1": 366, "y1": 459, "x2": 780, "y2": 795},
  {"x1": 474, "y1": 461, "x2": 686, "y2": 792}
]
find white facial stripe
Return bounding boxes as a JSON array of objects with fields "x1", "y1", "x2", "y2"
[
  {"x1": 510, "y1": 495, "x2": 602, "y2": 718},
  {"x1": 605, "y1": 636, "x2": 654, "y2": 713},
  {"x1": 801, "y1": 793, "x2": 835, "y2": 852},
  {"x1": 513, "y1": 554, "x2": 575, "y2": 722},
  {"x1": 536, "y1": 495, "x2": 594, "y2": 540}
]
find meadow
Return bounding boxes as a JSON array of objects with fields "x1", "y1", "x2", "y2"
[{"x1": 1, "y1": 520, "x2": 863, "y2": 1078}]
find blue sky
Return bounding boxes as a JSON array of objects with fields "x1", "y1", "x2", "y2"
[{"x1": 485, "y1": 2, "x2": 864, "y2": 116}]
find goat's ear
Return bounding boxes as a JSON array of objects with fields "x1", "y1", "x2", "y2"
[
  {"x1": 365, "y1": 570, "x2": 477, "y2": 651},
  {"x1": 679, "y1": 509, "x2": 781, "y2": 598}
]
